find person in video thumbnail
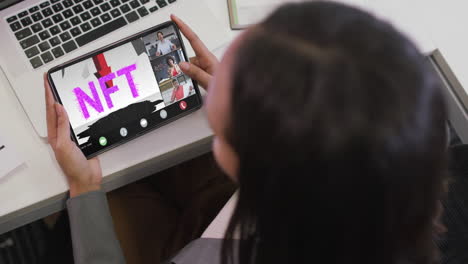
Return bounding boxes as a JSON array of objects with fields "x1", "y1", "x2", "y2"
[
  {"x1": 170, "y1": 78, "x2": 184, "y2": 102},
  {"x1": 155, "y1": 31, "x2": 176, "y2": 56},
  {"x1": 166, "y1": 56, "x2": 181, "y2": 77},
  {"x1": 170, "y1": 78, "x2": 193, "y2": 103}
]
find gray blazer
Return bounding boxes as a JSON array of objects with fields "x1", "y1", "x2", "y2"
[{"x1": 67, "y1": 191, "x2": 224, "y2": 264}]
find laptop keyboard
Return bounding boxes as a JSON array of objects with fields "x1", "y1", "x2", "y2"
[{"x1": 5, "y1": 0, "x2": 177, "y2": 69}]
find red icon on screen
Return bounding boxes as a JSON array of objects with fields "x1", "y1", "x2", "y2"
[{"x1": 179, "y1": 101, "x2": 187, "y2": 110}]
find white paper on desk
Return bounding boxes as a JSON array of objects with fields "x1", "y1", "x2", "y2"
[{"x1": 0, "y1": 134, "x2": 23, "y2": 179}]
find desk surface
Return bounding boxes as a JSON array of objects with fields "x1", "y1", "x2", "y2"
[{"x1": 1, "y1": 0, "x2": 466, "y2": 236}]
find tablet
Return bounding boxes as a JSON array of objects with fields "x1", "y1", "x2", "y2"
[{"x1": 47, "y1": 21, "x2": 203, "y2": 158}]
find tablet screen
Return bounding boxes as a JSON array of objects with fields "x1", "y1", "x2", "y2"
[{"x1": 48, "y1": 22, "x2": 202, "y2": 158}]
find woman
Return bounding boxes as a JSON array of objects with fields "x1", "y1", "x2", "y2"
[
  {"x1": 170, "y1": 78, "x2": 184, "y2": 102},
  {"x1": 170, "y1": 78, "x2": 192, "y2": 103},
  {"x1": 45, "y1": 2, "x2": 447, "y2": 264},
  {"x1": 167, "y1": 56, "x2": 182, "y2": 77}
]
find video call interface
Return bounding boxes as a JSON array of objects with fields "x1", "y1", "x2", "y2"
[{"x1": 50, "y1": 25, "x2": 200, "y2": 156}]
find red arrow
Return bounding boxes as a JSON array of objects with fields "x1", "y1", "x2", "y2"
[{"x1": 93, "y1": 53, "x2": 113, "y2": 88}]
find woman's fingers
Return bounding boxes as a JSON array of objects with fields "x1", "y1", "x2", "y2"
[
  {"x1": 55, "y1": 103, "x2": 71, "y2": 151},
  {"x1": 44, "y1": 74, "x2": 58, "y2": 147},
  {"x1": 171, "y1": 14, "x2": 210, "y2": 57},
  {"x1": 44, "y1": 74, "x2": 55, "y2": 107},
  {"x1": 171, "y1": 15, "x2": 218, "y2": 88},
  {"x1": 179, "y1": 62, "x2": 211, "y2": 88},
  {"x1": 189, "y1": 56, "x2": 200, "y2": 66}
]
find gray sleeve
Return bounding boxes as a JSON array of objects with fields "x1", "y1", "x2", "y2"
[{"x1": 66, "y1": 191, "x2": 126, "y2": 264}]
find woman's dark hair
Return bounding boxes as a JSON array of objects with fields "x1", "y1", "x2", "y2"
[
  {"x1": 222, "y1": 2, "x2": 447, "y2": 264},
  {"x1": 166, "y1": 56, "x2": 175, "y2": 65}
]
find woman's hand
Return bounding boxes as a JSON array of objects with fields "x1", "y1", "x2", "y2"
[
  {"x1": 45, "y1": 74, "x2": 102, "y2": 198},
  {"x1": 171, "y1": 14, "x2": 219, "y2": 89}
]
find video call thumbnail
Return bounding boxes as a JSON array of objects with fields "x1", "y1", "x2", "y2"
[
  {"x1": 50, "y1": 25, "x2": 197, "y2": 150},
  {"x1": 142, "y1": 29, "x2": 196, "y2": 106}
]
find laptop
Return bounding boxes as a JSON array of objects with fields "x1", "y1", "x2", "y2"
[{"x1": 0, "y1": 0, "x2": 227, "y2": 138}]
